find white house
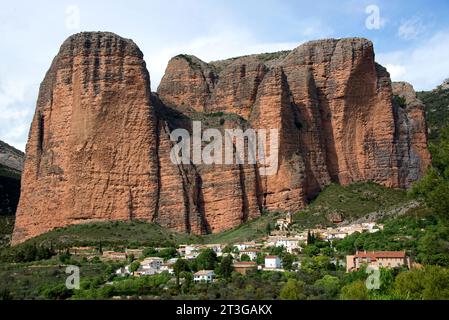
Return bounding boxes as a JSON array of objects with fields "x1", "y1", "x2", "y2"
[
  {"x1": 276, "y1": 238, "x2": 302, "y2": 253},
  {"x1": 134, "y1": 268, "x2": 158, "y2": 276},
  {"x1": 204, "y1": 244, "x2": 223, "y2": 255},
  {"x1": 166, "y1": 258, "x2": 179, "y2": 265},
  {"x1": 265, "y1": 256, "x2": 281, "y2": 269},
  {"x1": 115, "y1": 266, "x2": 131, "y2": 277},
  {"x1": 185, "y1": 245, "x2": 200, "y2": 256},
  {"x1": 193, "y1": 270, "x2": 215, "y2": 283},
  {"x1": 141, "y1": 257, "x2": 164, "y2": 270},
  {"x1": 234, "y1": 242, "x2": 257, "y2": 252},
  {"x1": 160, "y1": 264, "x2": 174, "y2": 274}
]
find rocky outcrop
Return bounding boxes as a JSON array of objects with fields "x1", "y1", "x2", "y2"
[
  {"x1": 392, "y1": 82, "x2": 432, "y2": 186},
  {"x1": 12, "y1": 32, "x2": 161, "y2": 243},
  {"x1": 0, "y1": 140, "x2": 24, "y2": 216},
  {"x1": 12, "y1": 33, "x2": 431, "y2": 244},
  {"x1": 0, "y1": 140, "x2": 24, "y2": 174}
]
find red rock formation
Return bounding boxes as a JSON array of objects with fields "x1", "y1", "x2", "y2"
[
  {"x1": 12, "y1": 33, "x2": 431, "y2": 244},
  {"x1": 12, "y1": 32, "x2": 161, "y2": 243}
]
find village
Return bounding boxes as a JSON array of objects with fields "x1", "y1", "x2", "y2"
[{"x1": 65, "y1": 213, "x2": 413, "y2": 284}]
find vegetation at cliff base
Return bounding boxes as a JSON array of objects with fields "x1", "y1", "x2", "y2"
[
  {"x1": 294, "y1": 182, "x2": 408, "y2": 228},
  {"x1": 418, "y1": 85, "x2": 449, "y2": 143}
]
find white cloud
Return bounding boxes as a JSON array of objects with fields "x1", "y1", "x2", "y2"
[
  {"x1": 0, "y1": 79, "x2": 34, "y2": 151},
  {"x1": 397, "y1": 17, "x2": 427, "y2": 40},
  {"x1": 385, "y1": 64, "x2": 407, "y2": 80},
  {"x1": 377, "y1": 31, "x2": 449, "y2": 91}
]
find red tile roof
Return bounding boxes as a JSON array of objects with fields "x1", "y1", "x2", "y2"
[
  {"x1": 241, "y1": 248, "x2": 261, "y2": 252},
  {"x1": 354, "y1": 251, "x2": 406, "y2": 259},
  {"x1": 233, "y1": 261, "x2": 257, "y2": 266}
]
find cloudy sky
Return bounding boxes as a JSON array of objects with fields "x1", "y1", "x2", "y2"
[{"x1": 1, "y1": 0, "x2": 449, "y2": 151}]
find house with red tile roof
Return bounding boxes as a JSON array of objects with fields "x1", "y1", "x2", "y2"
[{"x1": 346, "y1": 251, "x2": 411, "y2": 272}]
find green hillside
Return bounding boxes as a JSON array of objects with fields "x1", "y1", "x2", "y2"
[
  {"x1": 418, "y1": 84, "x2": 449, "y2": 144},
  {"x1": 0, "y1": 182, "x2": 409, "y2": 251},
  {"x1": 7, "y1": 220, "x2": 202, "y2": 250},
  {"x1": 294, "y1": 182, "x2": 408, "y2": 228}
]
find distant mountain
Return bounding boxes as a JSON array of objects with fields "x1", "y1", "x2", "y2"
[
  {"x1": 0, "y1": 140, "x2": 24, "y2": 216},
  {"x1": 417, "y1": 79, "x2": 449, "y2": 144},
  {"x1": 0, "y1": 140, "x2": 23, "y2": 247}
]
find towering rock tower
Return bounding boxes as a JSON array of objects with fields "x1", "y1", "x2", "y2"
[{"x1": 12, "y1": 32, "x2": 160, "y2": 243}]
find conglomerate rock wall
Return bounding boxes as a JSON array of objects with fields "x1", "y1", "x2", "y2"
[{"x1": 12, "y1": 32, "x2": 431, "y2": 244}]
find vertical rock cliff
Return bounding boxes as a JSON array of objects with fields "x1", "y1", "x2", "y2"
[
  {"x1": 13, "y1": 32, "x2": 161, "y2": 243},
  {"x1": 12, "y1": 33, "x2": 431, "y2": 244}
]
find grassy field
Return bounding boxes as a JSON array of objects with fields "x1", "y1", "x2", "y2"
[{"x1": 294, "y1": 182, "x2": 409, "y2": 228}]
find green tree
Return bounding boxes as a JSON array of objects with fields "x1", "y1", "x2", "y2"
[
  {"x1": 143, "y1": 247, "x2": 157, "y2": 257},
  {"x1": 218, "y1": 255, "x2": 234, "y2": 280},
  {"x1": 411, "y1": 126, "x2": 449, "y2": 224},
  {"x1": 174, "y1": 259, "x2": 190, "y2": 287},
  {"x1": 281, "y1": 253, "x2": 295, "y2": 270},
  {"x1": 303, "y1": 244, "x2": 320, "y2": 257},
  {"x1": 158, "y1": 247, "x2": 178, "y2": 259},
  {"x1": 222, "y1": 245, "x2": 233, "y2": 254},
  {"x1": 279, "y1": 279, "x2": 306, "y2": 300},
  {"x1": 240, "y1": 254, "x2": 251, "y2": 262},
  {"x1": 40, "y1": 284, "x2": 73, "y2": 300},
  {"x1": 265, "y1": 223, "x2": 272, "y2": 235},
  {"x1": 59, "y1": 249, "x2": 72, "y2": 264},
  {"x1": 394, "y1": 266, "x2": 449, "y2": 300},
  {"x1": 314, "y1": 275, "x2": 341, "y2": 299},
  {"x1": 340, "y1": 280, "x2": 370, "y2": 300},
  {"x1": 256, "y1": 252, "x2": 267, "y2": 265},
  {"x1": 129, "y1": 261, "x2": 140, "y2": 273},
  {"x1": 196, "y1": 249, "x2": 218, "y2": 270}
]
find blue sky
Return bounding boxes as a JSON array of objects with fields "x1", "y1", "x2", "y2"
[{"x1": 1, "y1": 0, "x2": 449, "y2": 150}]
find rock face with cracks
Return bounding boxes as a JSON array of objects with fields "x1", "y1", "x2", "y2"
[{"x1": 12, "y1": 33, "x2": 430, "y2": 244}]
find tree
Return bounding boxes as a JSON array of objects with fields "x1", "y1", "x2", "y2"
[
  {"x1": 143, "y1": 247, "x2": 157, "y2": 257},
  {"x1": 174, "y1": 259, "x2": 190, "y2": 287},
  {"x1": 196, "y1": 249, "x2": 218, "y2": 270},
  {"x1": 222, "y1": 245, "x2": 233, "y2": 254},
  {"x1": 279, "y1": 279, "x2": 306, "y2": 300},
  {"x1": 340, "y1": 280, "x2": 370, "y2": 300},
  {"x1": 129, "y1": 261, "x2": 140, "y2": 273},
  {"x1": 307, "y1": 231, "x2": 316, "y2": 244},
  {"x1": 256, "y1": 252, "x2": 267, "y2": 265},
  {"x1": 217, "y1": 255, "x2": 233, "y2": 280},
  {"x1": 158, "y1": 247, "x2": 178, "y2": 259},
  {"x1": 411, "y1": 126, "x2": 449, "y2": 224},
  {"x1": 394, "y1": 266, "x2": 449, "y2": 300},
  {"x1": 40, "y1": 284, "x2": 73, "y2": 300},
  {"x1": 303, "y1": 244, "x2": 320, "y2": 257},
  {"x1": 281, "y1": 253, "x2": 294, "y2": 271},
  {"x1": 59, "y1": 249, "x2": 72, "y2": 264},
  {"x1": 180, "y1": 271, "x2": 193, "y2": 293},
  {"x1": 314, "y1": 275, "x2": 341, "y2": 299},
  {"x1": 417, "y1": 227, "x2": 449, "y2": 266},
  {"x1": 240, "y1": 254, "x2": 251, "y2": 262},
  {"x1": 265, "y1": 223, "x2": 272, "y2": 235}
]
